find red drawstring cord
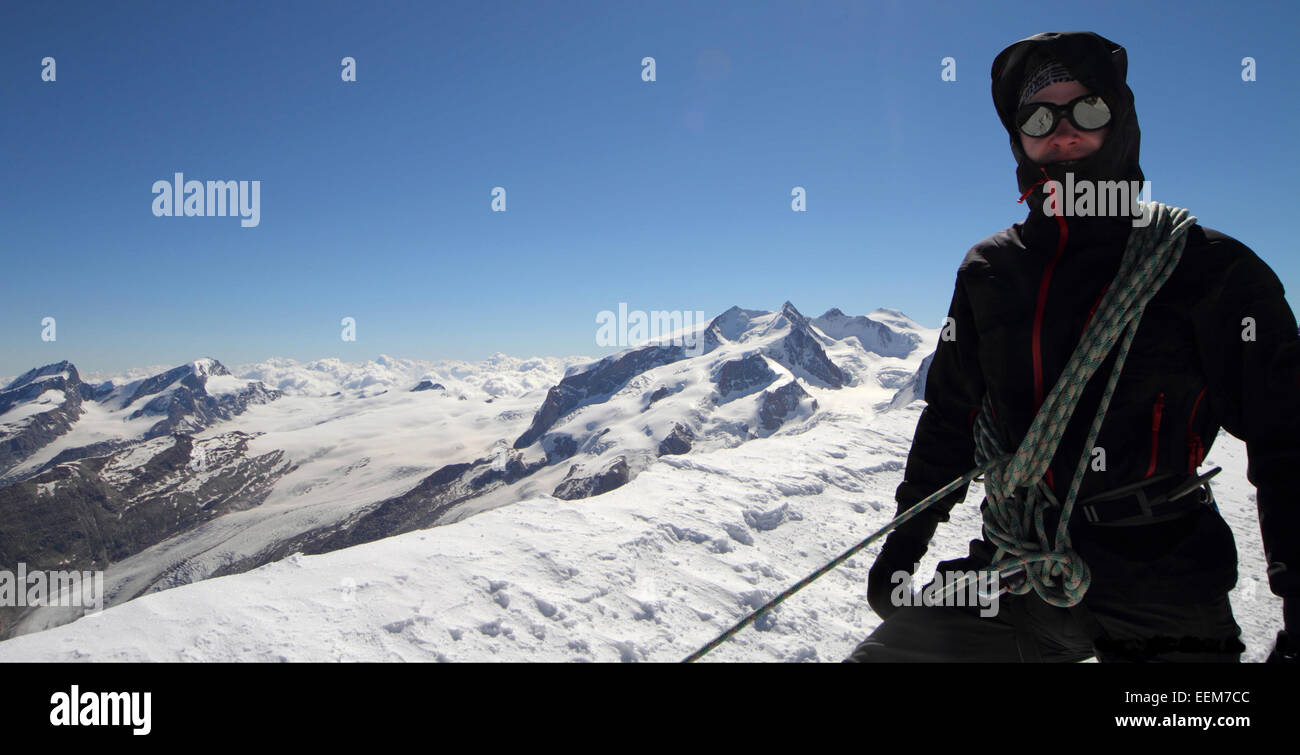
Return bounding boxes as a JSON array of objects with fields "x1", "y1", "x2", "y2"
[{"x1": 1017, "y1": 167, "x2": 1052, "y2": 204}]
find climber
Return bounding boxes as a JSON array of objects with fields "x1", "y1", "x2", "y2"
[{"x1": 844, "y1": 31, "x2": 1300, "y2": 663}]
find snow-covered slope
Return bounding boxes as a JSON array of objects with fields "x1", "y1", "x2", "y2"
[{"x1": 0, "y1": 400, "x2": 1278, "y2": 662}]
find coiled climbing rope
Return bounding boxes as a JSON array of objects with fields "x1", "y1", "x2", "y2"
[
  {"x1": 683, "y1": 201, "x2": 1196, "y2": 661},
  {"x1": 972, "y1": 201, "x2": 1196, "y2": 607}
]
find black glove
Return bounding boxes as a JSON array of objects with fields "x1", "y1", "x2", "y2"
[
  {"x1": 867, "y1": 529, "x2": 930, "y2": 621},
  {"x1": 1266, "y1": 598, "x2": 1300, "y2": 663},
  {"x1": 1266, "y1": 631, "x2": 1297, "y2": 663}
]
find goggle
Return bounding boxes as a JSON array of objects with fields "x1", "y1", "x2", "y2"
[{"x1": 1014, "y1": 94, "x2": 1111, "y2": 138}]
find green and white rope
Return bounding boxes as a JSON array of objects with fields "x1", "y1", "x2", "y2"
[{"x1": 973, "y1": 201, "x2": 1195, "y2": 607}]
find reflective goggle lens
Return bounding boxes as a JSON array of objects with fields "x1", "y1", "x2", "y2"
[
  {"x1": 1019, "y1": 106, "x2": 1057, "y2": 137},
  {"x1": 1072, "y1": 95, "x2": 1110, "y2": 129},
  {"x1": 1016, "y1": 95, "x2": 1111, "y2": 137}
]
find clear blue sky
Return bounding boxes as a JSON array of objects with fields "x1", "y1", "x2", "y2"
[{"x1": 3, "y1": 0, "x2": 1297, "y2": 378}]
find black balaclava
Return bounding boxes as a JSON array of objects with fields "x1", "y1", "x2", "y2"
[{"x1": 990, "y1": 32, "x2": 1144, "y2": 221}]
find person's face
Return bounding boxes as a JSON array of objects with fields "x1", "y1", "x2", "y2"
[{"x1": 1018, "y1": 80, "x2": 1109, "y2": 164}]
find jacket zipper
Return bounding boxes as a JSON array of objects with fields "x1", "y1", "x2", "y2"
[
  {"x1": 1145, "y1": 392, "x2": 1165, "y2": 478},
  {"x1": 1186, "y1": 386, "x2": 1207, "y2": 473},
  {"x1": 1031, "y1": 167, "x2": 1068, "y2": 493}
]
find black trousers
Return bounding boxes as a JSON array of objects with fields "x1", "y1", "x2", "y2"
[{"x1": 843, "y1": 558, "x2": 1246, "y2": 662}]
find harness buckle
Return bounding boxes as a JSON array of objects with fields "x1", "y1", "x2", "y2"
[{"x1": 1075, "y1": 467, "x2": 1222, "y2": 526}]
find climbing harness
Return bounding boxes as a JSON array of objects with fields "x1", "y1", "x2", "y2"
[
  {"x1": 1075, "y1": 466, "x2": 1221, "y2": 526},
  {"x1": 683, "y1": 201, "x2": 1198, "y2": 662}
]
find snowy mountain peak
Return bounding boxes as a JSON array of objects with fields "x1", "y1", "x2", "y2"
[
  {"x1": 761, "y1": 301, "x2": 816, "y2": 338},
  {"x1": 0, "y1": 362, "x2": 87, "y2": 480},
  {"x1": 3, "y1": 360, "x2": 79, "y2": 392},
  {"x1": 707, "y1": 305, "x2": 769, "y2": 343},
  {"x1": 811, "y1": 309, "x2": 922, "y2": 359},
  {"x1": 124, "y1": 362, "x2": 211, "y2": 408},
  {"x1": 866, "y1": 308, "x2": 926, "y2": 333},
  {"x1": 191, "y1": 357, "x2": 228, "y2": 378},
  {"x1": 512, "y1": 300, "x2": 857, "y2": 482}
]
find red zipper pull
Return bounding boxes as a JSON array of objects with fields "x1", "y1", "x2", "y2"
[
  {"x1": 1187, "y1": 436, "x2": 1203, "y2": 473},
  {"x1": 1145, "y1": 392, "x2": 1165, "y2": 479},
  {"x1": 1185, "y1": 386, "x2": 1207, "y2": 473}
]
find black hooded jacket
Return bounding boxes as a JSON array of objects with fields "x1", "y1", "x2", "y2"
[{"x1": 890, "y1": 31, "x2": 1300, "y2": 605}]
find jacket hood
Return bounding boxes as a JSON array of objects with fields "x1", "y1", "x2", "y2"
[{"x1": 991, "y1": 31, "x2": 1144, "y2": 220}]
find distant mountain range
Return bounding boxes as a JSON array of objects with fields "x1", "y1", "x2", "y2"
[{"x1": 0, "y1": 302, "x2": 933, "y2": 639}]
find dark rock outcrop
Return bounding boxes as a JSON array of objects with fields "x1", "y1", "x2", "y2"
[
  {"x1": 541, "y1": 433, "x2": 578, "y2": 464},
  {"x1": 759, "y1": 380, "x2": 816, "y2": 433},
  {"x1": 644, "y1": 385, "x2": 674, "y2": 409},
  {"x1": 552, "y1": 456, "x2": 631, "y2": 500},
  {"x1": 714, "y1": 354, "x2": 777, "y2": 400},
  {"x1": 657, "y1": 423, "x2": 694, "y2": 456}
]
